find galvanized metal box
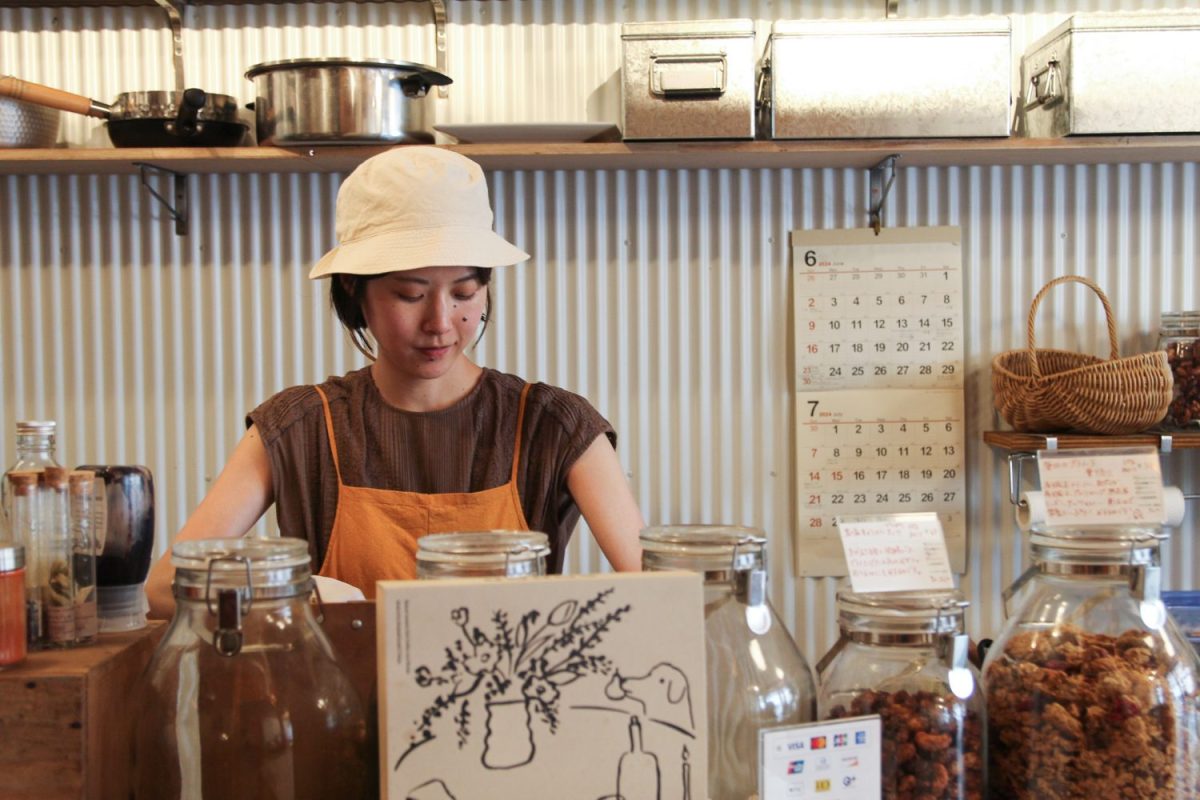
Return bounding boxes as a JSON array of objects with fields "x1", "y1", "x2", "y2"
[
  {"x1": 621, "y1": 19, "x2": 757, "y2": 140},
  {"x1": 764, "y1": 17, "x2": 1011, "y2": 139},
  {"x1": 1018, "y1": 12, "x2": 1200, "y2": 137}
]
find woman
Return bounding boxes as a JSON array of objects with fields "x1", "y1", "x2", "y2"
[{"x1": 146, "y1": 147, "x2": 644, "y2": 617}]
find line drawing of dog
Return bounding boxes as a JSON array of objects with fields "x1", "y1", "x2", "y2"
[{"x1": 604, "y1": 662, "x2": 695, "y2": 734}]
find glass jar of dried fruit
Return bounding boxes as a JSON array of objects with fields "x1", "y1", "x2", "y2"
[
  {"x1": 984, "y1": 525, "x2": 1200, "y2": 800},
  {"x1": 1157, "y1": 311, "x2": 1200, "y2": 429},
  {"x1": 817, "y1": 587, "x2": 985, "y2": 800}
]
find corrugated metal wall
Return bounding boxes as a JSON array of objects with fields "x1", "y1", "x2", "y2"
[{"x1": 2, "y1": 0, "x2": 1197, "y2": 658}]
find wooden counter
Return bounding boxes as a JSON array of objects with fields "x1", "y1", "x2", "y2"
[{"x1": 0, "y1": 623, "x2": 166, "y2": 800}]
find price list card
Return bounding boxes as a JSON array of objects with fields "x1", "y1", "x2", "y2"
[{"x1": 792, "y1": 228, "x2": 966, "y2": 576}]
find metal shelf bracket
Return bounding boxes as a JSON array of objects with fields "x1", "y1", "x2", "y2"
[
  {"x1": 1006, "y1": 452, "x2": 1037, "y2": 507},
  {"x1": 868, "y1": 154, "x2": 899, "y2": 234},
  {"x1": 136, "y1": 163, "x2": 189, "y2": 236}
]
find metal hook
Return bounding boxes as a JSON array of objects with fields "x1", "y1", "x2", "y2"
[
  {"x1": 868, "y1": 154, "x2": 900, "y2": 235},
  {"x1": 151, "y1": 0, "x2": 186, "y2": 95},
  {"x1": 429, "y1": 0, "x2": 449, "y2": 98}
]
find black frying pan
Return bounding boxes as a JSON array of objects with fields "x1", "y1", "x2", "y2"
[{"x1": 0, "y1": 76, "x2": 246, "y2": 147}]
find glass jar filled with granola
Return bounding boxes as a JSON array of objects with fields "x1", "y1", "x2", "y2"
[
  {"x1": 984, "y1": 525, "x2": 1200, "y2": 800},
  {"x1": 1157, "y1": 311, "x2": 1200, "y2": 428},
  {"x1": 641, "y1": 525, "x2": 817, "y2": 800},
  {"x1": 817, "y1": 587, "x2": 985, "y2": 800}
]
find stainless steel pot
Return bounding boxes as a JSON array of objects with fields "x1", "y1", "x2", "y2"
[
  {"x1": 244, "y1": 58, "x2": 452, "y2": 146},
  {"x1": 0, "y1": 96, "x2": 60, "y2": 147}
]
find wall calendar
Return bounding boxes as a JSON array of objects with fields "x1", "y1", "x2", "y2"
[{"x1": 791, "y1": 228, "x2": 966, "y2": 576}]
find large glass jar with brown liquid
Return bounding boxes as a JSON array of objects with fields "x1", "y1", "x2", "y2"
[{"x1": 133, "y1": 537, "x2": 371, "y2": 799}]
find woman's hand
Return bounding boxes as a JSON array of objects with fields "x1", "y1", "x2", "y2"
[
  {"x1": 566, "y1": 434, "x2": 645, "y2": 572},
  {"x1": 144, "y1": 425, "x2": 275, "y2": 619}
]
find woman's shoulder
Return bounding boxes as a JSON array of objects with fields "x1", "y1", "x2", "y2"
[
  {"x1": 247, "y1": 367, "x2": 373, "y2": 443},
  {"x1": 482, "y1": 369, "x2": 611, "y2": 435}
]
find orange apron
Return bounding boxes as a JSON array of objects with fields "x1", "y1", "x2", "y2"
[{"x1": 313, "y1": 383, "x2": 532, "y2": 597}]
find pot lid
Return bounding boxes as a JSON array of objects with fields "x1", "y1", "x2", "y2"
[{"x1": 245, "y1": 57, "x2": 451, "y2": 84}]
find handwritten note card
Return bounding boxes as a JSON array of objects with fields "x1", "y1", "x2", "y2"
[
  {"x1": 836, "y1": 513, "x2": 955, "y2": 594},
  {"x1": 1036, "y1": 447, "x2": 1164, "y2": 527}
]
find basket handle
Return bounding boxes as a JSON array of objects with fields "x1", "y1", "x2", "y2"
[{"x1": 1025, "y1": 275, "x2": 1120, "y2": 379}]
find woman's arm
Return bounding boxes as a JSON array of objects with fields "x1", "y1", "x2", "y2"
[
  {"x1": 566, "y1": 434, "x2": 645, "y2": 572},
  {"x1": 145, "y1": 425, "x2": 275, "y2": 619}
]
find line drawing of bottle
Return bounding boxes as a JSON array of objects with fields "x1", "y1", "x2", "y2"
[{"x1": 616, "y1": 716, "x2": 660, "y2": 800}]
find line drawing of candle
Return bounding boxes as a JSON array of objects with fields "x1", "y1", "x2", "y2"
[{"x1": 681, "y1": 744, "x2": 691, "y2": 800}]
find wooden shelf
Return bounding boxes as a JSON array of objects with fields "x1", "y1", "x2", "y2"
[
  {"x1": 3, "y1": 135, "x2": 1200, "y2": 177},
  {"x1": 0, "y1": 0, "x2": 436, "y2": 6},
  {"x1": 984, "y1": 430, "x2": 1200, "y2": 453}
]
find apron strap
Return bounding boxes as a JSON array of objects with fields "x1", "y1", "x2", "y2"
[
  {"x1": 313, "y1": 385, "x2": 344, "y2": 486},
  {"x1": 511, "y1": 383, "x2": 532, "y2": 485}
]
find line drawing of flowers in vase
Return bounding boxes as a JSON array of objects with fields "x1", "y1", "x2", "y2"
[{"x1": 396, "y1": 587, "x2": 632, "y2": 772}]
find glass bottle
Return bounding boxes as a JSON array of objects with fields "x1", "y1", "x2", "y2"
[
  {"x1": 7, "y1": 471, "x2": 43, "y2": 648},
  {"x1": 2, "y1": 420, "x2": 59, "y2": 531},
  {"x1": 133, "y1": 537, "x2": 371, "y2": 799},
  {"x1": 416, "y1": 531, "x2": 550, "y2": 579},
  {"x1": 40, "y1": 466, "x2": 75, "y2": 647},
  {"x1": 1157, "y1": 311, "x2": 1200, "y2": 428},
  {"x1": 69, "y1": 470, "x2": 98, "y2": 643},
  {"x1": 817, "y1": 587, "x2": 985, "y2": 800},
  {"x1": 640, "y1": 525, "x2": 817, "y2": 800},
  {"x1": 984, "y1": 524, "x2": 1200, "y2": 800},
  {"x1": 0, "y1": 541, "x2": 26, "y2": 668}
]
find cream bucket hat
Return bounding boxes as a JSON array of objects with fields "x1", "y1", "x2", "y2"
[{"x1": 308, "y1": 146, "x2": 530, "y2": 279}]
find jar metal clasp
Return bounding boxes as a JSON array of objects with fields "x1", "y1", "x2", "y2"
[
  {"x1": 1129, "y1": 531, "x2": 1168, "y2": 629},
  {"x1": 935, "y1": 599, "x2": 975, "y2": 699},
  {"x1": 732, "y1": 535, "x2": 771, "y2": 633},
  {"x1": 205, "y1": 554, "x2": 254, "y2": 657}
]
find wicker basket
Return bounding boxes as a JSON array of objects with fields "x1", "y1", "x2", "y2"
[{"x1": 991, "y1": 275, "x2": 1173, "y2": 435}]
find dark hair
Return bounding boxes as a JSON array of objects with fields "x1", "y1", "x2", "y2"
[{"x1": 330, "y1": 268, "x2": 494, "y2": 359}]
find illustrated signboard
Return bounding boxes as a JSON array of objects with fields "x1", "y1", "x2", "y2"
[{"x1": 378, "y1": 572, "x2": 708, "y2": 800}]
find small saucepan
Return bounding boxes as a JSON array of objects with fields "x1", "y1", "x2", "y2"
[{"x1": 0, "y1": 76, "x2": 246, "y2": 147}]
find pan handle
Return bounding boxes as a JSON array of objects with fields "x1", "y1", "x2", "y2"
[
  {"x1": 168, "y1": 88, "x2": 207, "y2": 138},
  {"x1": 0, "y1": 75, "x2": 111, "y2": 119}
]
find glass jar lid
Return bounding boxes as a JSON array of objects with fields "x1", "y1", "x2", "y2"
[
  {"x1": 15, "y1": 420, "x2": 55, "y2": 435},
  {"x1": 0, "y1": 541, "x2": 25, "y2": 572},
  {"x1": 172, "y1": 537, "x2": 312, "y2": 600},
  {"x1": 416, "y1": 531, "x2": 549, "y2": 577},
  {"x1": 1160, "y1": 310, "x2": 1200, "y2": 336},
  {"x1": 640, "y1": 524, "x2": 765, "y2": 575},
  {"x1": 836, "y1": 586, "x2": 968, "y2": 638},
  {"x1": 1029, "y1": 524, "x2": 1164, "y2": 559}
]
